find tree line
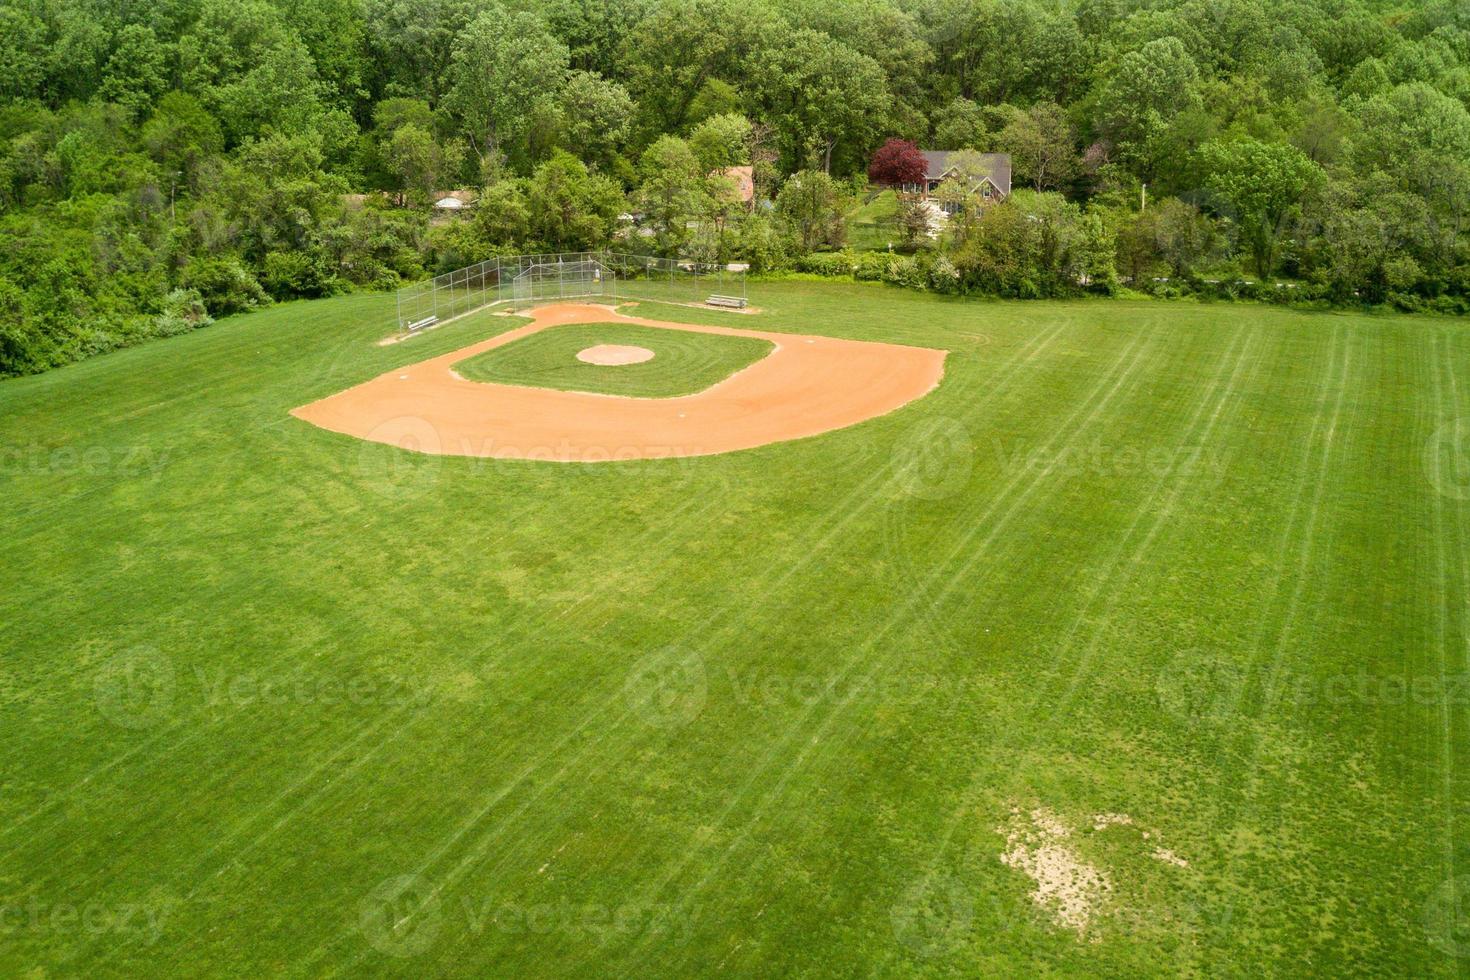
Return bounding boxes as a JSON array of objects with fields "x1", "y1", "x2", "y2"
[{"x1": 1, "y1": 0, "x2": 1468, "y2": 375}]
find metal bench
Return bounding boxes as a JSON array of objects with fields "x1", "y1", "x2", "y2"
[
  {"x1": 406, "y1": 315, "x2": 439, "y2": 332},
  {"x1": 705, "y1": 295, "x2": 747, "y2": 309}
]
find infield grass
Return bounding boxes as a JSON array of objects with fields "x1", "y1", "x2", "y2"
[
  {"x1": 0, "y1": 281, "x2": 1466, "y2": 976},
  {"x1": 453, "y1": 321, "x2": 772, "y2": 398}
]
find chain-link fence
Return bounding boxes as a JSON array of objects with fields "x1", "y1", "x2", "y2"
[
  {"x1": 510, "y1": 258, "x2": 610, "y2": 311},
  {"x1": 394, "y1": 251, "x2": 747, "y2": 331},
  {"x1": 600, "y1": 253, "x2": 747, "y2": 311}
]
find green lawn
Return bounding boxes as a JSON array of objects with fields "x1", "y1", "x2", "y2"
[
  {"x1": 1, "y1": 282, "x2": 1467, "y2": 976},
  {"x1": 453, "y1": 321, "x2": 772, "y2": 397},
  {"x1": 846, "y1": 189, "x2": 901, "y2": 252}
]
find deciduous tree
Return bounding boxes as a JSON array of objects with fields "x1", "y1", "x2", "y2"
[
  {"x1": 444, "y1": 9, "x2": 569, "y2": 169},
  {"x1": 867, "y1": 138, "x2": 926, "y2": 186},
  {"x1": 690, "y1": 113, "x2": 752, "y2": 173},
  {"x1": 1200, "y1": 137, "x2": 1323, "y2": 277},
  {"x1": 775, "y1": 169, "x2": 846, "y2": 251},
  {"x1": 997, "y1": 103, "x2": 1077, "y2": 192}
]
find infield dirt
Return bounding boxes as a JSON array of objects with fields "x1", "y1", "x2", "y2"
[{"x1": 291, "y1": 303, "x2": 947, "y2": 461}]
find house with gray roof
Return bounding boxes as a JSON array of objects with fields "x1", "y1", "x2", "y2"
[{"x1": 906, "y1": 151, "x2": 1012, "y2": 206}]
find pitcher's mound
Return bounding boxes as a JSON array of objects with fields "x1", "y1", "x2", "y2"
[{"x1": 577, "y1": 344, "x2": 655, "y2": 365}]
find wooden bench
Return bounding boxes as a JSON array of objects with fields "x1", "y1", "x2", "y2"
[
  {"x1": 406, "y1": 315, "x2": 439, "y2": 332},
  {"x1": 706, "y1": 295, "x2": 747, "y2": 309}
]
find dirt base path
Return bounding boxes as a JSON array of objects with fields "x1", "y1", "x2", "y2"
[{"x1": 291, "y1": 303, "x2": 947, "y2": 461}]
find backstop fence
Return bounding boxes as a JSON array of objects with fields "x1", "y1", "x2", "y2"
[{"x1": 393, "y1": 251, "x2": 748, "y2": 332}]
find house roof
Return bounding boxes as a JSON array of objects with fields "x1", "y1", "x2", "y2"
[
  {"x1": 432, "y1": 189, "x2": 479, "y2": 206},
  {"x1": 920, "y1": 151, "x2": 1011, "y2": 196},
  {"x1": 718, "y1": 165, "x2": 755, "y2": 203}
]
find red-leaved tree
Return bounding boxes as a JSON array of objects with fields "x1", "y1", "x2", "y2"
[{"x1": 867, "y1": 138, "x2": 927, "y2": 186}]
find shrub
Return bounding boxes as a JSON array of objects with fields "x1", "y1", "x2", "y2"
[
  {"x1": 182, "y1": 257, "x2": 270, "y2": 316},
  {"x1": 153, "y1": 288, "x2": 213, "y2": 336},
  {"x1": 736, "y1": 214, "x2": 792, "y2": 274},
  {"x1": 884, "y1": 255, "x2": 926, "y2": 290},
  {"x1": 263, "y1": 251, "x2": 331, "y2": 300},
  {"x1": 853, "y1": 252, "x2": 891, "y2": 282},
  {"x1": 927, "y1": 255, "x2": 961, "y2": 294},
  {"x1": 793, "y1": 251, "x2": 856, "y2": 277},
  {"x1": 1388, "y1": 291, "x2": 1424, "y2": 313}
]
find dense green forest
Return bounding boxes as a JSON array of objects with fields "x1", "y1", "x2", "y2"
[{"x1": 2, "y1": 0, "x2": 1468, "y2": 375}]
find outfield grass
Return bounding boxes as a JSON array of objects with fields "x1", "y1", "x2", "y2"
[
  {"x1": 453, "y1": 321, "x2": 772, "y2": 398},
  {"x1": 1, "y1": 282, "x2": 1467, "y2": 976}
]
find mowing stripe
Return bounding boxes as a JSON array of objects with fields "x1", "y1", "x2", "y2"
[
  {"x1": 856, "y1": 318, "x2": 1269, "y2": 971},
  {"x1": 1428, "y1": 328, "x2": 1462, "y2": 911},
  {"x1": 1445, "y1": 332, "x2": 1470, "y2": 884},
  {"x1": 79, "y1": 487, "x2": 735, "y2": 965},
  {"x1": 447, "y1": 321, "x2": 1162, "y2": 968},
  {"x1": 1201, "y1": 324, "x2": 1357, "y2": 925},
  {"x1": 639, "y1": 322, "x2": 1263, "y2": 962},
  {"x1": 292, "y1": 316, "x2": 1079, "y2": 970},
  {"x1": 607, "y1": 324, "x2": 1178, "y2": 959},
  {"x1": 74, "y1": 483, "x2": 730, "y2": 963}
]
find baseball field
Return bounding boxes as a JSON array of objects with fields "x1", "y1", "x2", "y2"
[{"x1": 1, "y1": 281, "x2": 1467, "y2": 974}]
